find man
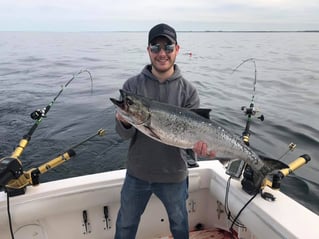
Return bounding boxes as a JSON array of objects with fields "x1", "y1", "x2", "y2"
[{"x1": 114, "y1": 23, "x2": 214, "y2": 239}]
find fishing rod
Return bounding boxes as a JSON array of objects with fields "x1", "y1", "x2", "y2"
[
  {"x1": 232, "y1": 58, "x2": 264, "y2": 146},
  {"x1": 0, "y1": 70, "x2": 93, "y2": 196},
  {"x1": 228, "y1": 59, "x2": 311, "y2": 196},
  {"x1": 11, "y1": 69, "x2": 93, "y2": 159},
  {"x1": 226, "y1": 59, "x2": 265, "y2": 180},
  {"x1": 232, "y1": 58, "x2": 265, "y2": 194},
  {"x1": 225, "y1": 60, "x2": 312, "y2": 235},
  {"x1": 4, "y1": 128, "x2": 106, "y2": 197}
]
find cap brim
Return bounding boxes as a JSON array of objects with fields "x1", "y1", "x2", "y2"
[{"x1": 150, "y1": 34, "x2": 176, "y2": 44}]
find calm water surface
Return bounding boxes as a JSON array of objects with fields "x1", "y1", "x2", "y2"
[{"x1": 0, "y1": 31, "x2": 318, "y2": 214}]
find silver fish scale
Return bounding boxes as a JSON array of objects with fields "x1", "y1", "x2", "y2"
[
  {"x1": 145, "y1": 106, "x2": 264, "y2": 171},
  {"x1": 113, "y1": 91, "x2": 267, "y2": 173}
]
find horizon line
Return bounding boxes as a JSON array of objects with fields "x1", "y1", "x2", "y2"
[{"x1": 1, "y1": 30, "x2": 319, "y2": 33}]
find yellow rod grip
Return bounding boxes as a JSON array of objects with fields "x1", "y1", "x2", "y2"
[
  {"x1": 37, "y1": 149, "x2": 76, "y2": 174},
  {"x1": 280, "y1": 154, "x2": 311, "y2": 177},
  {"x1": 11, "y1": 139, "x2": 29, "y2": 159}
]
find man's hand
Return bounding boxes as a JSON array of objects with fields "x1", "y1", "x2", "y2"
[{"x1": 193, "y1": 141, "x2": 216, "y2": 158}]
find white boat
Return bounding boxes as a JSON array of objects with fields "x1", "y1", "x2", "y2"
[
  {"x1": 1, "y1": 72, "x2": 318, "y2": 238},
  {"x1": 1, "y1": 159, "x2": 319, "y2": 239}
]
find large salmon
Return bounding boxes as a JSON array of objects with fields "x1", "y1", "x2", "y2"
[{"x1": 110, "y1": 90, "x2": 276, "y2": 187}]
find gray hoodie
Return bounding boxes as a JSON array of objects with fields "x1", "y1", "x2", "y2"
[{"x1": 115, "y1": 64, "x2": 200, "y2": 183}]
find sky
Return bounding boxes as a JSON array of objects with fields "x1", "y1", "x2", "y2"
[{"x1": 0, "y1": 0, "x2": 318, "y2": 32}]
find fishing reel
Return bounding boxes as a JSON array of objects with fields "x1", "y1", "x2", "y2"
[
  {"x1": 241, "y1": 103, "x2": 264, "y2": 147},
  {"x1": 0, "y1": 129, "x2": 105, "y2": 197},
  {"x1": 241, "y1": 104, "x2": 264, "y2": 121},
  {"x1": 240, "y1": 154, "x2": 311, "y2": 199},
  {"x1": 30, "y1": 108, "x2": 47, "y2": 120},
  {"x1": 0, "y1": 157, "x2": 24, "y2": 195}
]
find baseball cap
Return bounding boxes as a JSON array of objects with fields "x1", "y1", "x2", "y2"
[{"x1": 148, "y1": 23, "x2": 177, "y2": 44}]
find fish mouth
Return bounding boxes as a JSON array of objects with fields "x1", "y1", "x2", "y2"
[
  {"x1": 110, "y1": 97, "x2": 124, "y2": 109},
  {"x1": 109, "y1": 90, "x2": 127, "y2": 109}
]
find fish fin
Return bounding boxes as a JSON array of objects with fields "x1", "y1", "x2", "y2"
[
  {"x1": 216, "y1": 157, "x2": 233, "y2": 165},
  {"x1": 191, "y1": 108, "x2": 211, "y2": 119},
  {"x1": 259, "y1": 155, "x2": 288, "y2": 170}
]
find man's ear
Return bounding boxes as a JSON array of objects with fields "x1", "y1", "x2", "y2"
[{"x1": 175, "y1": 44, "x2": 180, "y2": 53}]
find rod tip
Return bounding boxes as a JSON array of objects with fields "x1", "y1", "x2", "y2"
[{"x1": 97, "y1": 129, "x2": 106, "y2": 136}]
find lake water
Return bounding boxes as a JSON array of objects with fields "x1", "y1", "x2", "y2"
[{"x1": 0, "y1": 31, "x2": 318, "y2": 214}]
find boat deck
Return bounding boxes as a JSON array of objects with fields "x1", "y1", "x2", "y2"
[{"x1": 159, "y1": 228, "x2": 237, "y2": 239}]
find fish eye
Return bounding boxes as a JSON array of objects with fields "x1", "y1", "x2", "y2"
[{"x1": 126, "y1": 98, "x2": 134, "y2": 105}]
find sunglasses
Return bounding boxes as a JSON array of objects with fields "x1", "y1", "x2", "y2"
[{"x1": 149, "y1": 44, "x2": 175, "y2": 54}]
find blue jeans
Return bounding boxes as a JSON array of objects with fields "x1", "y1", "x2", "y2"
[{"x1": 114, "y1": 173, "x2": 189, "y2": 239}]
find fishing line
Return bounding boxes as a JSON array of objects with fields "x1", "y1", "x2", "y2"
[
  {"x1": 232, "y1": 58, "x2": 257, "y2": 105},
  {"x1": 278, "y1": 142, "x2": 297, "y2": 160},
  {"x1": 232, "y1": 58, "x2": 264, "y2": 147},
  {"x1": 25, "y1": 69, "x2": 93, "y2": 145},
  {"x1": 30, "y1": 69, "x2": 93, "y2": 122}
]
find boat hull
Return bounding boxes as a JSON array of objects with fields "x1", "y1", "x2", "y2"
[{"x1": 0, "y1": 161, "x2": 318, "y2": 239}]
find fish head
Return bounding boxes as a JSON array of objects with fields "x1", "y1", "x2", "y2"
[{"x1": 110, "y1": 90, "x2": 150, "y2": 125}]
